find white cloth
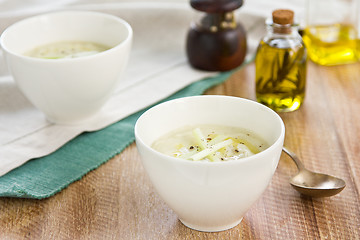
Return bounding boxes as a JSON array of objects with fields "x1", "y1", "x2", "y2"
[{"x1": 0, "y1": 0, "x2": 305, "y2": 176}]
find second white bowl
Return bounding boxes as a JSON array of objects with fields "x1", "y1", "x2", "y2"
[{"x1": 0, "y1": 10, "x2": 132, "y2": 124}]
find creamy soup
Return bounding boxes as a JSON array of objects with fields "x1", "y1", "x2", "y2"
[
  {"x1": 151, "y1": 125, "x2": 269, "y2": 162},
  {"x1": 25, "y1": 41, "x2": 110, "y2": 59}
]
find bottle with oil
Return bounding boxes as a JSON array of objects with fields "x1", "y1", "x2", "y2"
[
  {"x1": 255, "y1": 9, "x2": 307, "y2": 112},
  {"x1": 303, "y1": 0, "x2": 360, "y2": 65}
]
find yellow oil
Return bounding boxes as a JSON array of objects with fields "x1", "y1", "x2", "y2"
[
  {"x1": 255, "y1": 40, "x2": 307, "y2": 112},
  {"x1": 303, "y1": 24, "x2": 359, "y2": 66}
]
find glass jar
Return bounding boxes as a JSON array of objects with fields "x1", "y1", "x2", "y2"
[
  {"x1": 186, "y1": 0, "x2": 247, "y2": 71},
  {"x1": 303, "y1": 0, "x2": 360, "y2": 65},
  {"x1": 255, "y1": 10, "x2": 307, "y2": 112}
]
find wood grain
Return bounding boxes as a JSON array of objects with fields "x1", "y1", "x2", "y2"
[{"x1": 1, "y1": 61, "x2": 359, "y2": 239}]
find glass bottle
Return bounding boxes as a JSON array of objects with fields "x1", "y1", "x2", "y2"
[
  {"x1": 255, "y1": 9, "x2": 307, "y2": 112},
  {"x1": 303, "y1": 0, "x2": 360, "y2": 66},
  {"x1": 186, "y1": 0, "x2": 247, "y2": 71}
]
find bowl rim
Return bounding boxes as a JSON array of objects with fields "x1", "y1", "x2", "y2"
[
  {"x1": 134, "y1": 95, "x2": 285, "y2": 166},
  {"x1": 0, "y1": 10, "x2": 133, "y2": 62}
]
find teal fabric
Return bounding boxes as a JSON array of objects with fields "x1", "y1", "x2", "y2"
[{"x1": 0, "y1": 68, "x2": 239, "y2": 199}]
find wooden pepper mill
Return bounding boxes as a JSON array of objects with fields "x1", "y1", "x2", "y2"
[{"x1": 186, "y1": 0, "x2": 247, "y2": 71}]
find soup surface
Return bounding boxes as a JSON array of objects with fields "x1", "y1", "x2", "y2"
[
  {"x1": 25, "y1": 41, "x2": 110, "y2": 59},
  {"x1": 151, "y1": 125, "x2": 269, "y2": 162}
]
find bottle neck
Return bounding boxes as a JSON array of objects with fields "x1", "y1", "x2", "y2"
[
  {"x1": 196, "y1": 11, "x2": 237, "y2": 32},
  {"x1": 267, "y1": 22, "x2": 299, "y2": 37},
  {"x1": 263, "y1": 22, "x2": 303, "y2": 49}
]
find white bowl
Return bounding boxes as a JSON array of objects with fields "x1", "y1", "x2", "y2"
[
  {"x1": 135, "y1": 95, "x2": 285, "y2": 232},
  {"x1": 0, "y1": 10, "x2": 132, "y2": 124}
]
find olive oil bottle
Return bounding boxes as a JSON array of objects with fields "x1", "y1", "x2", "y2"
[
  {"x1": 303, "y1": 24, "x2": 359, "y2": 66},
  {"x1": 255, "y1": 9, "x2": 307, "y2": 112},
  {"x1": 303, "y1": 0, "x2": 360, "y2": 66}
]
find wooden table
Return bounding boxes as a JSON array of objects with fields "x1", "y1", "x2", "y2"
[{"x1": 1, "y1": 61, "x2": 359, "y2": 239}]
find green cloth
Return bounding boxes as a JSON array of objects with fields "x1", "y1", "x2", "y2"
[{"x1": 0, "y1": 68, "x2": 239, "y2": 199}]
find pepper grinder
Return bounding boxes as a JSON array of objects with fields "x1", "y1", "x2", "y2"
[{"x1": 186, "y1": 0, "x2": 247, "y2": 71}]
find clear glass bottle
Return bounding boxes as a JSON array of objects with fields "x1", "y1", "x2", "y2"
[
  {"x1": 255, "y1": 9, "x2": 307, "y2": 112},
  {"x1": 303, "y1": 0, "x2": 360, "y2": 66},
  {"x1": 186, "y1": 0, "x2": 247, "y2": 71}
]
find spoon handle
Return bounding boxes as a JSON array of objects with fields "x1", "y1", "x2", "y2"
[{"x1": 282, "y1": 147, "x2": 306, "y2": 171}]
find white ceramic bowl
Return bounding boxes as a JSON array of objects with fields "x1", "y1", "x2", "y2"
[
  {"x1": 0, "y1": 10, "x2": 132, "y2": 124},
  {"x1": 135, "y1": 95, "x2": 285, "y2": 232}
]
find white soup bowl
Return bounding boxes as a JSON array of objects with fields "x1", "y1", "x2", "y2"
[
  {"x1": 0, "y1": 10, "x2": 132, "y2": 124},
  {"x1": 135, "y1": 95, "x2": 285, "y2": 232}
]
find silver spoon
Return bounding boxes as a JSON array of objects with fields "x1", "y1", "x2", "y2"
[{"x1": 282, "y1": 147, "x2": 346, "y2": 197}]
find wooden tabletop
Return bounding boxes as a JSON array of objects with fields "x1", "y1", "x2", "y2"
[{"x1": 1, "y1": 61, "x2": 360, "y2": 239}]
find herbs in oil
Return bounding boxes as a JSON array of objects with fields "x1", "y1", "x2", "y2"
[{"x1": 255, "y1": 9, "x2": 307, "y2": 112}]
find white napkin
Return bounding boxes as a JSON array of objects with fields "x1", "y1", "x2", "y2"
[{"x1": 0, "y1": 0, "x2": 305, "y2": 177}]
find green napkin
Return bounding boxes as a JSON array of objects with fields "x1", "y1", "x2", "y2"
[{"x1": 0, "y1": 69, "x2": 238, "y2": 199}]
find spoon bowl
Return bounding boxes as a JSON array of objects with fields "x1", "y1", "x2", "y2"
[
  {"x1": 283, "y1": 147, "x2": 346, "y2": 198},
  {"x1": 290, "y1": 169, "x2": 346, "y2": 197}
]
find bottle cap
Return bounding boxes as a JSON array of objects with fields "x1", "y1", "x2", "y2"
[
  {"x1": 190, "y1": 0, "x2": 243, "y2": 13},
  {"x1": 272, "y1": 9, "x2": 294, "y2": 25}
]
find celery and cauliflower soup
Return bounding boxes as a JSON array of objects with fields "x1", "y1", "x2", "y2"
[
  {"x1": 25, "y1": 41, "x2": 110, "y2": 59},
  {"x1": 151, "y1": 125, "x2": 269, "y2": 162}
]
